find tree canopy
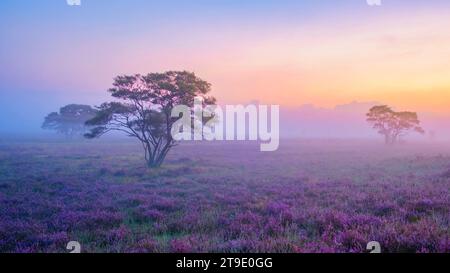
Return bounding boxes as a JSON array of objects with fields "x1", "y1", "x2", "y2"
[
  {"x1": 42, "y1": 104, "x2": 97, "y2": 137},
  {"x1": 366, "y1": 105, "x2": 425, "y2": 144},
  {"x1": 85, "y1": 71, "x2": 216, "y2": 168}
]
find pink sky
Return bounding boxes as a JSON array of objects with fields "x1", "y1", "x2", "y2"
[
  {"x1": 1, "y1": 1, "x2": 450, "y2": 133},
  {"x1": 1, "y1": 2, "x2": 449, "y2": 111}
]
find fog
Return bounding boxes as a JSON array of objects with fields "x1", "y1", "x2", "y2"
[
  {"x1": 1, "y1": 95, "x2": 449, "y2": 143},
  {"x1": 0, "y1": 90, "x2": 106, "y2": 136},
  {"x1": 281, "y1": 102, "x2": 450, "y2": 140}
]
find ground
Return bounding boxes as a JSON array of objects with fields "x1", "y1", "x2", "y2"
[{"x1": 0, "y1": 139, "x2": 449, "y2": 253}]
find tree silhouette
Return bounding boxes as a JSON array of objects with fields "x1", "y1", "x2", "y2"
[
  {"x1": 85, "y1": 71, "x2": 216, "y2": 168},
  {"x1": 367, "y1": 105, "x2": 425, "y2": 144},
  {"x1": 42, "y1": 104, "x2": 97, "y2": 137}
]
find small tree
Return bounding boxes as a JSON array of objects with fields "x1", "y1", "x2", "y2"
[
  {"x1": 366, "y1": 105, "x2": 425, "y2": 144},
  {"x1": 85, "y1": 71, "x2": 216, "y2": 168},
  {"x1": 42, "y1": 104, "x2": 97, "y2": 137}
]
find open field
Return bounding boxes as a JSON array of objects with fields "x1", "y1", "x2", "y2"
[{"x1": 0, "y1": 139, "x2": 449, "y2": 253}]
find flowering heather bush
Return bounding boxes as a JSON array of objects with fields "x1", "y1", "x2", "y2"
[{"x1": 0, "y1": 140, "x2": 449, "y2": 253}]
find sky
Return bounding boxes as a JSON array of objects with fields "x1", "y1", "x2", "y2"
[{"x1": 1, "y1": 0, "x2": 450, "y2": 134}]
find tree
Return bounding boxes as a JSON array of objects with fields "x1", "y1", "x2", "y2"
[
  {"x1": 42, "y1": 104, "x2": 97, "y2": 137},
  {"x1": 85, "y1": 71, "x2": 216, "y2": 168},
  {"x1": 366, "y1": 105, "x2": 425, "y2": 144}
]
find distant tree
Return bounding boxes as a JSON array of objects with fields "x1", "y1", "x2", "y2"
[
  {"x1": 42, "y1": 104, "x2": 97, "y2": 137},
  {"x1": 366, "y1": 105, "x2": 425, "y2": 144},
  {"x1": 85, "y1": 71, "x2": 216, "y2": 168}
]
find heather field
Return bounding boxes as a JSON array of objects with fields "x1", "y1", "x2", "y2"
[{"x1": 0, "y1": 139, "x2": 449, "y2": 253}]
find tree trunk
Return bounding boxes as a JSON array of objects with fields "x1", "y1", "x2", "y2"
[
  {"x1": 142, "y1": 138, "x2": 173, "y2": 169},
  {"x1": 147, "y1": 160, "x2": 161, "y2": 169},
  {"x1": 145, "y1": 147, "x2": 168, "y2": 169}
]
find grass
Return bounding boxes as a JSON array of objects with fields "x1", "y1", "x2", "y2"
[{"x1": 0, "y1": 139, "x2": 449, "y2": 253}]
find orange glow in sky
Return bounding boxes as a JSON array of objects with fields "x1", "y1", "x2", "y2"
[{"x1": 1, "y1": 1, "x2": 450, "y2": 114}]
